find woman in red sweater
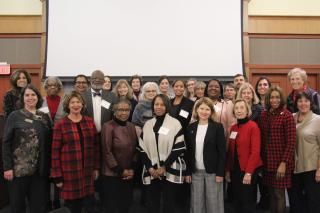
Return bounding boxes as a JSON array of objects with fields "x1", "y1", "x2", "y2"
[{"x1": 226, "y1": 99, "x2": 263, "y2": 213}]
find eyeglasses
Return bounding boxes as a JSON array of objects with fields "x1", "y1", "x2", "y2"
[{"x1": 76, "y1": 81, "x2": 88, "y2": 85}]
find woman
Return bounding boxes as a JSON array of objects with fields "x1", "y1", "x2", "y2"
[
  {"x1": 186, "y1": 78, "x2": 197, "y2": 101},
  {"x1": 194, "y1": 81, "x2": 206, "y2": 100},
  {"x1": 3, "y1": 69, "x2": 31, "y2": 120},
  {"x1": 170, "y1": 80, "x2": 194, "y2": 132},
  {"x1": 185, "y1": 97, "x2": 226, "y2": 213},
  {"x1": 237, "y1": 82, "x2": 262, "y2": 123},
  {"x1": 259, "y1": 85, "x2": 296, "y2": 213},
  {"x1": 103, "y1": 75, "x2": 112, "y2": 91},
  {"x1": 51, "y1": 91, "x2": 100, "y2": 213},
  {"x1": 287, "y1": 68, "x2": 320, "y2": 114},
  {"x1": 130, "y1": 74, "x2": 143, "y2": 102},
  {"x1": 255, "y1": 77, "x2": 271, "y2": 109},
  {"x1": 289, "y1": 92, "x2": 320, "y2": 213},
  {"x1": 225, "y1": 99, "x2": 263, "y2": 213},
  {"x1": 112, "y1": 79, "x2": 138, "y2": 120},
  {"x1": 138, "y1": 94, "x2": 186, "y2": 213},
  {"x1": 2, "y1": 84, "x2": 51, "y2": 213},
  {"x1": 101, "y1": 98, "x2": 138, "y2": 213},
  {"x1": 158, "y1": 75, "x2": 174, "y2": 99}
]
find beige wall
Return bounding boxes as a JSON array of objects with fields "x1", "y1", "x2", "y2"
[
  {"x1": 249, "y1": 0, "x2": 320, "y2": 16},
  {"x1": 0, "y1": 0, "x2": 42, "y2": 15}
]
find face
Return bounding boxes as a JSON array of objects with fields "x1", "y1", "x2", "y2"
[
  {"x1": 154, "y1": 97, "x2": 166, "y2": 116},
  {"x1": 224, "y1": 86, "x2": 236, "y2": 100},
  {"x1": 187, "y1": 80, "x2": 196, "y2": 93},
  {"x1": 297, "y1": 96, "x2": 311, "y2": 114},
  {"x1": 16, "y1": 73, "x2": 28, "y2": 88},
  {"x1": 270, "y1": 91, "x2": 281, "y2": 110},
  {"x1": 46, "y1": 79, "x2": 60, "y2": 96},
  {"x1": 290, "y1": 73, "x2": 304, "y2": 90},
  {"x1": 117, "y1": 83, "x2": 129, "y2": 97},
  {"x1": 234, "y1": 101, "x2": 248, "y2": 119},
  {"x1": 234, "y1": 76, "x2": 245, "y2": 89},
  {"x1": 115, "y1": 102, "x2": 131, "y2": 121},
  {"x1": 103, "y1": 77, "x2": 112, "y2": 91},
  {"x1": 145, "y1": 86, "x2": 157, "y2": 101},
  {"x1": 241, "y1": 88, "x2": 253, "y2": 104},
  {"x1": 173, "y1": 81, "x2": 185, "y2": 97},
  {"x1": 257, "y1": 79, "x2": 269, "y2": 96},
  {"x1": 197, "y1": 103, "x2": 212, "y2": 121},
  {"x1": 24, "y1": 88, "x2": 38, "y2": 109},
  {"x1": 159, "y1": 79, "x2": 169, "y2": 93},
  {"x1": 91, "y1": 71, "x2": 105, "y2": 91},
  {"x1": 195, "y1": 87, "x2": 205, "y2": 98},
  {"x1": 207, "y1": 80, "x2": 220, "y2": 99},
  {"x1": 68, "y1": 97, "x2": 83, "y2": 115},
  {"x1": 131, "y1": 79, "x2": 141, "y2": 92},
  {"x1": 74, "y1": 76, "x2": 88, "y2": 93}
]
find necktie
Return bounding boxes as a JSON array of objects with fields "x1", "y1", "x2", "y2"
[{"x1": 93, "y1": 92, "x2": 101, "y2": 97}]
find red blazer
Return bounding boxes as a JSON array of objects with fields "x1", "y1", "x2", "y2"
[{"x1": 226, "y1": 120, "x2": 263, "y2": 174}]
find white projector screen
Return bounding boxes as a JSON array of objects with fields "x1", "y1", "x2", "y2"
[{"x1": 46, "y1": 0, "x2": 243, "y2": 77}]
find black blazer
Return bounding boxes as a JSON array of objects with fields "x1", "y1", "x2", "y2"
[
  {"x1": 185, "y1": 120, "x2": 226, "y2": 177},
  {"x1": 170, "y1": 96, "x2": 194, "y2": 132},
  {"x1": 82, "y1": 89, "x2": 118, "y2": 126}
]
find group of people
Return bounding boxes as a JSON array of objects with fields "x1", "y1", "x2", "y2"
[{"x1": 1, "y1": 68, "x2": 320, "y2": 213}]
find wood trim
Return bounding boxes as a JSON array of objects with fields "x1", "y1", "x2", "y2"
[
  {"x1": 0, "y1": 15, "x2": 42, "y2": 33},
  {"x1": 10, "y1": 64, "x2": 42, "y2": 69},
  {"x1": 248, "y1": 64, "x2": 320, "y2": 69},
  {"x1": 0, "y1": 33, "x2": 41, "y2": 38},
  {"x1": 249, "y1": 34, "x2": 320, "y2": 39}
]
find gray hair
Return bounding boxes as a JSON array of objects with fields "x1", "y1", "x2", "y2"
[
  {"x1": 43, "y1": 76, "x2": 63, "y2": 90},
  {"x1": 140, "y1": 82, "x2": 159, "y2": 101},
  {"x1": 288, "y1": 68, "x2": 307, "y2": 83}
]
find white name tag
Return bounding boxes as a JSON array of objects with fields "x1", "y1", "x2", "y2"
[
  {"x1": 179, "y1": 109, "x2": 189, "y2": 119},
  {"x1": 214, "y1": 105, "x2": 221, "y2": 113},
  {"x1": 24, "y1": 118, "x2": 33, "y2": 123},
  {"x1": 101, "y1": 100, "x2": 111, "y2": 109},
  {"x1": 229, "y1": 131, "x2": 238, "y2": 139},
  {"x1": 39, "y1": 106, "x2": 49, "y2": 114},
  {"x1": 158, "y1": 127, "x2": 170, "y2": 135}
]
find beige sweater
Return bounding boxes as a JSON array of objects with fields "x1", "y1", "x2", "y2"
[{"x1": 293, "y1": 111, "x2": 320, "y2": 173}]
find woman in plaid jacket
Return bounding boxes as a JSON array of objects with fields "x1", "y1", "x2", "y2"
[
  {"x1": 51, "y1": 91, "x2": 100, "y2": 213},
  {"x1": 259, "y1": 85, "x2": 296, "y2": 213}
]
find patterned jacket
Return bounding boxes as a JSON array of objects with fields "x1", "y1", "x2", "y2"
[{"x1": 51, "y1": 116, "x2": 100, "y2": 200}]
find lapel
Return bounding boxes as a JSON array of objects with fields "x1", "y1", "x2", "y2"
[
  {"x1": 85, "y1": 90, "x2": 94, "y2": 116},
  {"x1": 203, "y1": 120, "x2": 212, "y2": 146}
]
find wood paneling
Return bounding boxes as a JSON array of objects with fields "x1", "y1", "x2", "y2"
[{"x1": 0, "y1": 15, "x2": 42, "y2": 33}]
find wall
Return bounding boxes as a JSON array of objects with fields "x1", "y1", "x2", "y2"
[{"x1": 0, "y1": 0, "x2": 42, "y2": 15}]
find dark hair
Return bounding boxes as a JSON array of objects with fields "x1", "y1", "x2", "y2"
[
  {"x1": 207, "y1": 79, "x2": 224, "y2": 100},
  {"x1": 255, "y1": 77, "x2": 272, "y2": 99},
  {"x1": 265, "y1": 85, "x2": 286, "y2": 110},
  {"x1": 63, "y1": 90, "x2": 86, "y2": 114},
  {"x1": 294, "y1": 91, "x2": 316, "y2": 112},
  {"x1": 104, "y1": 75, "x2": 113, "y2": 90},
  {"x1": 113, "y1": 97, "x2": 132, "y2": 111},
  {"x1": 172, "y1": 79, "x2": 186, "y2": 88},
  {"x1": 73, "y1": 74, "x2": 89, "y2": 85},
  {"x1": 10, "y1": 69, "x2": 31, "y2": 89},
  {"x1": 151, "y1": 94, "x2": 171, "y2": 115},
  {"x1": 158, "y1": 75, "x2": 170, "y2": 85},
  {"x1": 233, "y1": 73, "x2": 247, "y2": 81},
  {"x1": 20, "y1": 84, "x2": 43, "y2": 109},
  {"x1": 130, "y1": 74, "x2": 142, "y2": 86}
]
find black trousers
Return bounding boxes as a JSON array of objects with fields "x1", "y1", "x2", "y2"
[
  {"x1": 64, "y1": 195, "x2": 95, "y2": 213},
  {"x1": 288, "y1": 170, "x2": 320, "y2": 213},
  {"x1": 231, "y1": 170, "x2": 256, "y2": 213},
  {"x1": 102, "y1": 176, "x2": 133, "y2": 213},
  {"x1": 7, "y1": 174, "x2": 49, "y2": 213},
  {"x1": 145, "y1": 179, "x2": 178, "y2": 213}
]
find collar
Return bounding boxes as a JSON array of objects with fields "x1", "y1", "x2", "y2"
[{"x1": 113, "y1": 116, "x2": 127, "y2": 126}]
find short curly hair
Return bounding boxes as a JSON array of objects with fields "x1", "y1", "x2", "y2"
[{"x1": 63, "y1": 90, "x2": 86, "y2": 114}]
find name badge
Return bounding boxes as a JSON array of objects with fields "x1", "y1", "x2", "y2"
[
  {"x1": 214, "y1": 105, "x2": 221, "y2": 113},
  {"x1": 229, "y1": 131, "x2": 238, "y2": 139},
  {"x1": 25, "y1": 118, "x2": 33, "y2": 123},
  {"x1": 101, "y1": 100, "x2": 111, "y2": 109},
  {"x1": 179, "y1": 109, "x2": 189, "y2": 119},
  {"x1": 158, "y1": 127, "x2": 170, "y2": 135},
  {"x1": 39, "y1": 106, "x2": 49, "y2": 114}
]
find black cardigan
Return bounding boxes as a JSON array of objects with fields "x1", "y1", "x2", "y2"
[
  {"x1": 170, "y1": 96, "x2": 194, "y2": 132},
  {"x1": 185, "y1": 120, "x2": 226, "y2": 177}
]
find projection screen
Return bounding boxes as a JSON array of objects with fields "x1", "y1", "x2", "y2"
[{"x1": 46, "y1": 0, "x2": 243, "y2": 77}]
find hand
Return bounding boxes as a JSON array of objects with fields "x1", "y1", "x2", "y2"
[
  {"x1": 243, "y1": 173, "x2": 252, "y2": 185},
  {"x1": 215, "y1": 176, "x2": 223, "y2": 183},
  {"x1": 148, "y1": 168, "x2": 159, "y2": 179},
  {"x1": 122, "y1": 169, "x2": 134, "y2": 180},
  {"x1": 93, "y1": 170, "x2": 99, "y2": 180},
  {"x1": 276, "y1": 162, "x2": 286, "y2": 179},
  {"x1": 157, "y1": 167, "x2": 166, "y2": 176},
  {"x1": 185, "y1": 176, "x2": 192, "y2": 183},
  {"x1": 4, "y1": 170, "x2": 13, "y2": 181},
  {"x1": 56, "y1": 182, "x2": 63, "y2": 188},
  {"x1": 316, "y1": 169, "x2": 320, "y2": 182},
  {"x1": 225, "y1": 172, "x2": 231, "y2": 183}
]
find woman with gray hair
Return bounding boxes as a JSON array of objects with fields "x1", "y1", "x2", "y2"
[{"x1": 287, "y1": 68, "x2": 320, "y2": 114}]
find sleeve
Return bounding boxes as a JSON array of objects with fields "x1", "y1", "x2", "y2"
[
  {"x1": 226, "y1": 101, "x2": 236, "y2": 141},
  {"x1": 137, "y1": 132, "x2": 153, "y2": 170},
  {"x1": 101, "y1": 123, "x2": 123, "y2": 175},
  {"x1": 164, "y1": 127, "x2": 186, "y2": 169},
  {"x1": 184, "y1": 126, "x2": 192, "y2": 175},
  {"x1": 92, "y1": 122, "x2": 101, "y2": 170},
  {"x1": 216, "y1": 123, "x2": 226, "y2": 177},
  {"x1": 132, "y1": 105, "x2": 143, "y2": 127},
  {"x1": 281, "y1": 113, "x2": 296, "y2": 164},
  {"x1": 2, "y1": 113, "x2": 15, "y2": 171},
  {"x1": 50, "y1": 121, "x2": 64, "y2": 181},
  {"x1": 3, "y1": 92, "x2": 15, "y2": 120},
  {"x1": 245, "y1": 124, "x2": 261, "y2": 174}
]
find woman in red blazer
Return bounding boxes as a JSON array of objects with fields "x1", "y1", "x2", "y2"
[{"x1": 226, "y1": 99, "x2": 263, "y2": 213}]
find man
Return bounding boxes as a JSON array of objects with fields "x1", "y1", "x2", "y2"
[
  {"x1": 233, "y1": 74, "x2": 246, "y2": 91},
  {"x1": 74, "y1": 74, "x2": 89, "y2": 93},
  {"x1": 224, "y1": 82, "x2": 236, "y2": 102}
]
